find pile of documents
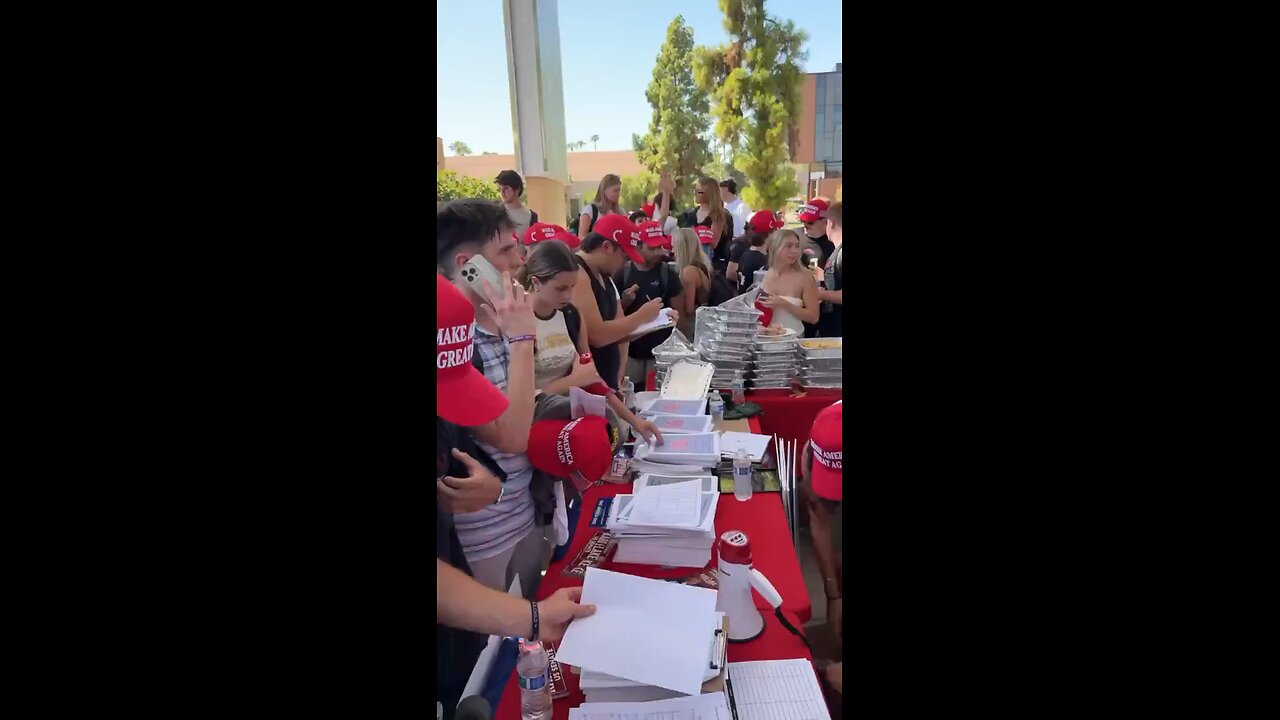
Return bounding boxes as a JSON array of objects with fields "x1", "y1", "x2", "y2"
[
  {"x1": 607, "y1": 475, "x2": 719, "y2": 567},
  {"x1": 632, "y1": 431, "x2": 721, "y2": 468},
  {"x1": 555, "y1": 568, "x2": 723, "y2": 699},
  {"x1": 579, "y1": 611, "x2": 725, "y2": 703}
]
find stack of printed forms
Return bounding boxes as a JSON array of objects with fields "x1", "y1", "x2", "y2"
[
  {"x1": 579, "y1": 612, "x2": 726, "y2": 703},
  {"x1": 606, "y1": 476, "x2": 719, "y2": 568}
]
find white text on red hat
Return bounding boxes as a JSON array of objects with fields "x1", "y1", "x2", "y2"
[
  {"x1": 812, "y1": 441, "x2": 842, "y2": 470},
  {"x1": 436, "y1": 322, "x2": 477, "y2": 368}
]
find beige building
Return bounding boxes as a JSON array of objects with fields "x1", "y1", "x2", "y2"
[
  {"x1": 436, "y1": 137, "x2": 445, "y2": 170},
  {"x1": 795, "y1": 63, "x2": 843, "y2": 202},
  {"x1": 443, "y1": 149, "x2": 644, "y2": 221}
]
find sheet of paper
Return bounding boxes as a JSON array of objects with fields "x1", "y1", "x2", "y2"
[
  {"x1": 571, "y1": 386, "x2": 609, "y2": 419},
  {"x1": 619, "y1": 478, "x2": 701, "y2": 528},
  {"x1": 556, "y1": 568, "x2": 720, "y2": 696},
  {"x1": 718, "y1": 431, "x2": 773, "y2": 462},
  {"x1": 640, "y1": 397, "x2": 707, "y2": 415},
  {"x1": 645, "y1": 413, "x2": 714, "y2": 433},
  {"x1": 725, "y1": 659, "x2": 831, "y2": 720},
  {"x1": 628, "y1": 308, "x2": 676, "y2": 340},
  {"x1": 634, "y1": 474, "x2": 719, "y2": 495},
  {"x1": 569, "y1": 690, "x2": 734, "y2": 720}
]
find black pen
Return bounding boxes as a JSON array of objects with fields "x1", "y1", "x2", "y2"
[{"x1": 725, "y1": 666, "x2": 740, "y2": 720}]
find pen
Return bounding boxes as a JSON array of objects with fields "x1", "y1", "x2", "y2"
[{"x1": 725, "y1": 666, "x2": 740, "y2": 720}]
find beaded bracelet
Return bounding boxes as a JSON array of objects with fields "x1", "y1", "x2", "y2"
[{"x1": 507, "y1": 334, "x2": 537, "y2": 345}]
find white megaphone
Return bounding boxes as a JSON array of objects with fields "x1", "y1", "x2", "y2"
[{"x1": 713, "y1": 529, "x2": 784, "y2": 642}]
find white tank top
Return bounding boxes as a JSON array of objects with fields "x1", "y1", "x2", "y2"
[{"x1": 534, "y1": 310, "x2": 577, "y2": 389}]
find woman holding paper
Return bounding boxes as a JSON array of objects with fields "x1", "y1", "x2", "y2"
[{"x1": 518, "y1": 240, "x2": 664, "y2": 444}]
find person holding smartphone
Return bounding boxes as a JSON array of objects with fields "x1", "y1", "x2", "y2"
[{"x1": 437, "y1": 199, "x2": 546, "y2": 595}]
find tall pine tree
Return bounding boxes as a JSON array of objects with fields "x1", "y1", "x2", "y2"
[
  {"x1": 636, "y1": 16, "x2": 711, "y2": 208},
  {"x1": 694, "y1": 0, "x2": 807, "y2": 211}
]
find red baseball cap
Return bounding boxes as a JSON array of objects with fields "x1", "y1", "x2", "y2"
[
  {"x1": 437, "y1": 275, "x2": 510, "y2": 426},
  {"x1": 641, "y1": 202, "x2": 656, "y2": 217},
  {"x1": 808, "y1": 400, "x2": 843, "y2": 501},
  {"x1": 695, "y1": 226, "x2": 716, "y2": 245},
  {"x1": 636, "y1": 221, "x2": 669, "y2": 248},
  {"x1": 592, "y1": 214, "x2": 645, "y2": 263},
  {"x1": 797, "y1": 198, "x2": 830, "y2": 224},
  {"x1": 524, "y1": 222, "x2": 580, "y2": 249},
  {"x1": 747, "y1": 210, "x2": 785, "y2": 234},
  {"x1": 527, "y1": 416, "x2": 613, "y2": 482}
]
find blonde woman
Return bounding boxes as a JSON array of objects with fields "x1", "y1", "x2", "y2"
[
  {"x1": 672, "y1": 228, "x2": 711, "y2": 338},
  {"x1": 678, "y1": 177, "x2": 733, "y2": 267},
  {"x1": 758, "y1": 229, "x2": 819, "y2": 336},
  {"x1": 578, "y1": 174, "x2": 624, "y2": 240}
]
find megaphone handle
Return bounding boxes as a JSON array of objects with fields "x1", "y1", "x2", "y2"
[{"x1": 748, "y1": 568, "x2": 784, "y2": 608}]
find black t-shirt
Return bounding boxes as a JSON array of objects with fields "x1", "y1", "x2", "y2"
[
  {"x1": 736, "y1": 247, "x2": 768, "y2": 293},
  {"x1": 574, "y1": 254, "x2": 622, "y2": 390},
  {"x1": 728, "y1": 239, "x2": 748, "y2": 265},
  {"x1": 436, "y1": 419, "x2": 490, "y2": 719},
  {"x1": 799, "y1": 234, "x2": 835, "y2": 270},
  {"x1": 615, "y1": 261, "x2": 683, "y2": 359},
  {"x1": 819, "y1": 244, "x2": 843, "y2": 338}
]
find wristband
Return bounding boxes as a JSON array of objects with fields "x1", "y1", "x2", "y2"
[
  {"x1": 507, "y1": 334, "x2": 536, "y2": 345},
  {"x1": 493, "y1": 484, "x2": 505, "y2": 506},
  {"x1": 530, "y1": 600, "x2": 540, "y2": 641}
]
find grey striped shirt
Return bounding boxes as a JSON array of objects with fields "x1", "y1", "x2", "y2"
[{"x1": 453, "y1": 325, "x2": 535, "y2": 562}]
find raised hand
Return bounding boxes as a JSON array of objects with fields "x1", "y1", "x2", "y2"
[{"x1": 479, "y1": 270, "x2": 536, "y2": 338}]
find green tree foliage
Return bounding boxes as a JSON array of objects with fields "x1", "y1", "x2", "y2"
[
  {"x1": 437, "y1": 170, "x2": 500, "y2": 201},
  {"x1": 620, "y1": 170, "x2": 658, "y2": 213},
  {"x1": 447, "y1": 141, "x2": 472, "y2": 156},
  {"x1": 694, "y1": 0, "x2": 807, "y2": 211},
  {"x1": 636, "y1": 16, "x2": 712, "y2": 208}
]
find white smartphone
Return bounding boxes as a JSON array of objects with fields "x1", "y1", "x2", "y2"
[{"x1": 459, "y1": 254, "x2": 505, "y2": 297}]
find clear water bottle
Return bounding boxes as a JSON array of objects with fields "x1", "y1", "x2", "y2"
[
  {"x1": 731, "y1": 378, "x2": 746, "y2": 405},
  {"x1": 621, "y1": 376, "x2": 636, "y2": 413},
  {"x1": 517, "y1": 639, "x2": 552, "y2": 720},
  {"x1": 708, "y1": 392, "x2": 724, "y2": 421},
  {"x1": 733, "y1": 448, "x2": 753, "y2": 501}
]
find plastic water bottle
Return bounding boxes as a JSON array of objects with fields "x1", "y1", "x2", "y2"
[
  {"x1": 731, "y1": 378, "x2": 746, "y2": 405},
  {"x1": 621, "y1": 376, "x2": 636, "y2": 413},
  {"x1": 733, "y1": 448, "x2": 753, "y2": 501},
  {"x1": 517, "y1": 639, "x2": 552, "y2": 720},
  {"x1": 708, "y1": 392, "x2": 724, "y2": 422}
]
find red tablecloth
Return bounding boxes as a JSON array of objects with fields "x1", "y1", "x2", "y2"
[{"x1": 491, "y1": 419, "x2": 815, "y2": 720}]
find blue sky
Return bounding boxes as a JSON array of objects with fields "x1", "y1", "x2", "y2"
[{"x1": 436, "y1": 0, "x2": 841, "y2": 155}]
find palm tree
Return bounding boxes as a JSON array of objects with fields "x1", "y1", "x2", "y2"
[
  {"x1": 448, "y1": 141, "x2": 472, "y2": 156},
  {"x1": 591, "y1": 134, "x2": 599, "y2": 150}
]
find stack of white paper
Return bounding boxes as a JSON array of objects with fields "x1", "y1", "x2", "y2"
[
  {"x1": 569, "y1": 691, "x2": 732, "y2": 720},
  {"x1": 717, "y1": 431, "x2": 773, "y2": 462},
  {"x1": 579, "y1": 613, "x2": 725, "y2": 703},
  {"x1": 556, "y1": 569, "x2": 721, "y2": 698},
  {"x1": 641, "y1": 413, "x2": 715, "y2": 434},
  {"x1": 634, "y1": 474, "x2": 719, "y2": 495},
  {"x1": 640, "y1": 397, "x2": 708, "y2": 415},
  {"x1": 627, "y1": 308, "x2": 677, "y2": 341},
  {"x1": 633, "y1": 432, "x2": 721, "y2": 468},
  {"x1": 607, "y1": 489, "x2": 719, "y2": 567}
]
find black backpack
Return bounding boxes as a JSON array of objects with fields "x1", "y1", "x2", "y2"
[
  {"x1": 706, "y1": 267, "x2": 736, "y2": 307},
  {"x1": 568, "y1": 204, "x2": 598, "y2": 235}
]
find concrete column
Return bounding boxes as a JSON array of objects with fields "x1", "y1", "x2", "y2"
[{"x1": 502, "y1": 0, "x2": 569, "y2": 225}]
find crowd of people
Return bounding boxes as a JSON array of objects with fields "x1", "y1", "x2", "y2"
[{"x1": 436, "y1": 169, "x2": 844, "y2": 717}]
